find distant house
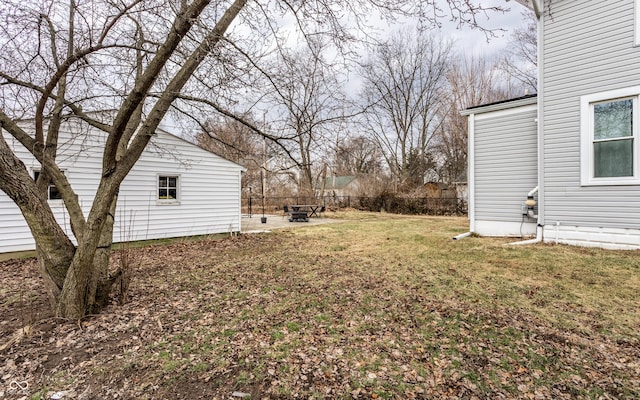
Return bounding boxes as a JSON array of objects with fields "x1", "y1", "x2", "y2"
[
  {"x1": 1, "y1": 118, "x2": 245, "y2": 253},
  {"x1": 464, "y1": 0, "x2": 640, "y2": 249},
  {"x1": 323, "y1": 175, "x2": 360, "y2": 197}
]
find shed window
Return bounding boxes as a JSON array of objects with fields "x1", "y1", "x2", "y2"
[
  {"x1": 158, "y1": 175, "x2": 179, "y2": 202},
  {"x1": 33, "y1": 170, "x2": 63, "y2": 200},
  {"x1": 581, "y1": 87, "x2": 640, "y2": 185}
]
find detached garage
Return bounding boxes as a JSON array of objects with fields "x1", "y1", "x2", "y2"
[{"x1": 1, "y1": 118, "x2": 245, "y2": 253}]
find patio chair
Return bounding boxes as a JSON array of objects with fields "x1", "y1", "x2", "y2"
[{"x1": 282, "y1": 205, "x2": 290, "y2": 219}]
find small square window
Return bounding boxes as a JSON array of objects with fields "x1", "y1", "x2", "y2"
[
  {"x1": 33, "y1": 170, "x2": 63, "y2": 200},
  {"x1": 158, "y1": 175, "x2": 179, "y2": 202}
]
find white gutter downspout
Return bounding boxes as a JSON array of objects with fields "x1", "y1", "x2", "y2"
[
  {"x1": 509, "y1": 229, "x2": 542, "y2": 245},
  {"x1": 453, "y1": 232, "x2": 472, "y2": 240},
  {"x1": 511, "y1": 2, "x2": 544, "y2": 246},
  {"x1": 468, "y1": 113, "x2": 476, "y2": 233},
  {"x1": 535, "y1": 0, "x2": 544, "y2": 230}
]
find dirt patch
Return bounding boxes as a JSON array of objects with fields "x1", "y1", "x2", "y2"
[{"x1": 0, "y1": 258, "x2": 51, "y2": 338}]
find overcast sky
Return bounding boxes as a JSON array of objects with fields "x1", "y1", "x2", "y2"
[
  {"x1": 443, "y1": 0, "x2": 531, "y2": 57},
  {"x1": 171, "y1": 0, "x2": 534, "y2": 136},
  {"x1": 404, "y1": 0, "x2": 532, "y2": 59}
]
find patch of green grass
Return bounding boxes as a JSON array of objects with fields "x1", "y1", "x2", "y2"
[
  {"x1": 314, "y1": 313, "x2": 330, "y2": 323},
  {"x1": 271, "y1": 330, "x2": 285, "y2": 341},
  {"x1": 162, "y1": 360, "x2": 181, "y2": 372},
  {"x1": 235, "y1": 371, "x2": 251, "y2": 385},
  {"x1": 222, "y1": 328, "x2": 236, "y2": 337},
  {"x1": 286, "y1": 321, "x2": 301, "y2": 332},
  {"x1": 29, "y1": 388, "x2": 48, "y2": 400}
]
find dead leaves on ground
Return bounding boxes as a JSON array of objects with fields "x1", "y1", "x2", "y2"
[{"x1": 0, "y1": 233, "x2": 639, "y2": 399}]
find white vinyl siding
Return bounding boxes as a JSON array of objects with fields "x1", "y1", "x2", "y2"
[
  {"x1": 0, "y1": 123, "x2": 244, "y2": 253},
  {"x1": 543, "y1": 0, "x2": 640, "y2": 230}
]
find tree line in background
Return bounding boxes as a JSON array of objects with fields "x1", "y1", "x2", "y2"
[{"x1": 198, "y1": 10, "x2": 537, "y2": 201}]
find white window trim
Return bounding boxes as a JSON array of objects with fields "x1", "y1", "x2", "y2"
[
  {"x1": 580, "y1": 86, "x2": 640, "y2": 186},
  {"x1": 157, "y1": 174, "x2": 181, "y2": 205}
]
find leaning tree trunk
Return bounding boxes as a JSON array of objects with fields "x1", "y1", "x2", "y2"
[
  {"x1": 1, "y1": 137, "x2": 118, "y2": 318},
  {"x1": 0, "y1": 137, "x2": 76, "y2": 307},
  {"x1": 1, "y1": 0, "x2": 250, "y2": 320}
]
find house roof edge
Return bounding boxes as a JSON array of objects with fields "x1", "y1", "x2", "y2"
[
  {"x1": 460, "y1": 94, "x2": 537, "y2": 116},
  {"x1": 155, "y1": 127, "x2": 248, "y2": 172}
]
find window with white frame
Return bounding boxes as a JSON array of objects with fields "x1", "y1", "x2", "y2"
[
  {"x1": 581, "y1": 87, "x2": 640, "y2": 185},
  {"x1": 33, "y1": 170, "x2": 63, "y2": 200},
  {"x1": 158, "y1": 175, "x2": 179, "y2": 202}
]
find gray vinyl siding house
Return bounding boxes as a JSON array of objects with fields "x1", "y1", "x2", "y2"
[{"x1": 465, "y1": 0, "x2": 640, "y2": 249}]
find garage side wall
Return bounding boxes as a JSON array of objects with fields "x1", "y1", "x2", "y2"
[{"x1": 0, "y1": 123, "x2": 244, "y2": 253}]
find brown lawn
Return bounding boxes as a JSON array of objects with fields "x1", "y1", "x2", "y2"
[{"x1": 1, "y1": 213, "x2": 639, "y2": 399}]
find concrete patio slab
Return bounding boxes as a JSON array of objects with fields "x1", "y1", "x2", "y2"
[{"x1": 241, "y1": 213, "x2": 341, "y2": 233}]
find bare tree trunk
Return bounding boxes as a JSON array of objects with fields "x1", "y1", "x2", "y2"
[
  {"x1": 55, "y1": 211, "x2": 108, "y2": 319},
  {"x1": 0, "y1": 135, "x2": 75, "y2": 307},
  {"x1": 54, "y1": 0, "x2": 250, "y2": 320},
  {"x1": 55, "y1": 240, "x2": 98, "y2": 319},
  {"x1": 91, "y1": 195, "x2": 119, "y2": 313}
]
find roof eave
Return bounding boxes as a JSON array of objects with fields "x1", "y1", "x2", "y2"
[
  {"x1": 511, "y1": 0, "x2": 542, "y2": 18},
  {"x1": 512, "y1": 0, "x2": 533, "y2": 10},
  {"x1": 460, "y1": 95, "x2": 537, "y2": 116}
]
